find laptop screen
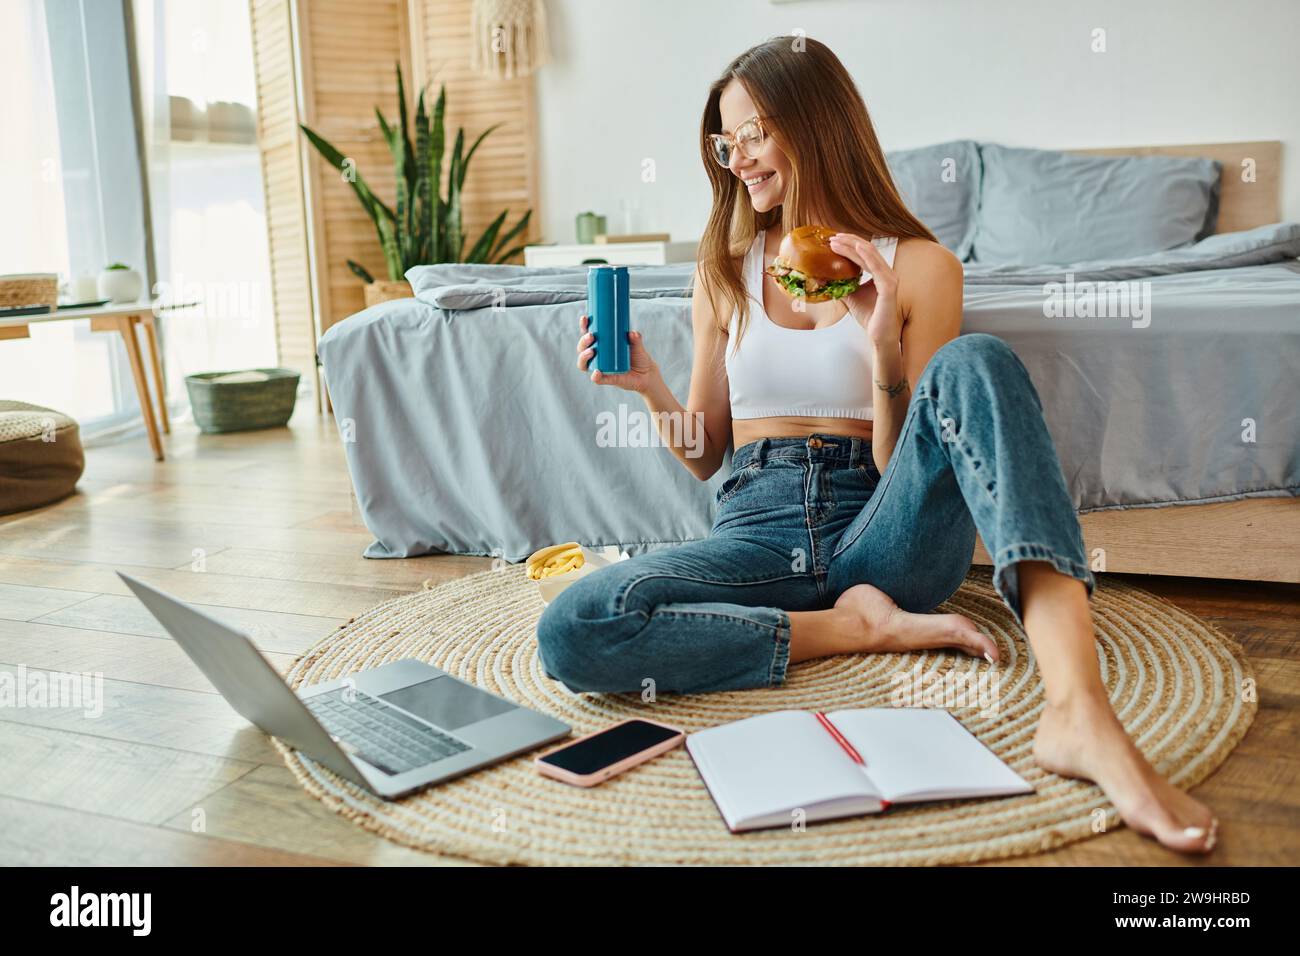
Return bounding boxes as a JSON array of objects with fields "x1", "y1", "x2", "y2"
[{"x1": 379, "y1": 676, "x2": 516, "y2": 731}]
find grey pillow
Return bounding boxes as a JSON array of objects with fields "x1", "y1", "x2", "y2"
[
  {"x1": 886, "y1": 140, "x2": 981, "y2": 261},
  {"x1": 971, "y1": 143, "x2": 1221, "y2": 265}
]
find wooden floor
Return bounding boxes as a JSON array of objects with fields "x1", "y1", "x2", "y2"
[{"x1": 0, "y1": 411, "x2": 1295, "y2": 866}]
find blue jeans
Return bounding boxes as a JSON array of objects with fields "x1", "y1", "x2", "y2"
[{"x1": 536, "y1": 333, "x2": 1094, "y2": 695}]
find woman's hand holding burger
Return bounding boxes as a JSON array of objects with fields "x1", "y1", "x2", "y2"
[
  {"x1": 762, "y1": 224, "x2": 903, "y2": 347},
  {"x1": 828, "y1": 232, "x2": 903, "y2": 348}
]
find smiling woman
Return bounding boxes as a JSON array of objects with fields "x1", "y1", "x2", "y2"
[
  {"x1": 543, "y1": 35, "x2": 1224, "y2": 857},
  {"x1": 694, "y1": 39, "x2": 937, "y2": 351}
]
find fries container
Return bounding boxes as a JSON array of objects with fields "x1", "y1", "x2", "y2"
[{"x1": 534, "y1": 545, "x2": 629, "y2": 605}]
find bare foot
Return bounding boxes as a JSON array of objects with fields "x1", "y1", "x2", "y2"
[
  {"x1": 1034, "y1": 693, "x2": 1218, "y2": 854},
  {"x1": 833, "y1": 583, "x2": 998, "y2": 661}
]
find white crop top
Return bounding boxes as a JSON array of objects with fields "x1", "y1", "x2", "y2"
[{"x1": 725, "y1": 230, "x2": 899, "y2": 421}]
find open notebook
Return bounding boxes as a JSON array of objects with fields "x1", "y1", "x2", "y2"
[{"x1": 686, "y1": 708, "x2": 1033, "y2": 832}]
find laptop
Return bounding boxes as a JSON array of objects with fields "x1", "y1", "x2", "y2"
[{"x1": 119, "y1": 573, "x2": 571, "y2": 799}]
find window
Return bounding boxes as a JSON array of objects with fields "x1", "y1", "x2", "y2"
[
  {"x1": 0, "y1": 0, "x2": 277, "y2": 437},
  {"x1": 0, "y1": 0, "x2": 136, "y2": 429},
  {"x1": 138, "y1": 0, "x2": 277, "y2": 399}
]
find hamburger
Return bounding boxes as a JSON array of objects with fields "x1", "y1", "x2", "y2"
[{"x1": 764, "y1": 224, "x2": 862, "y2": 302}]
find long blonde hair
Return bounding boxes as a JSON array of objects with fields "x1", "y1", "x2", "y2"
[{"x1": 694, "y1": 37, "x2": 936, "y2": 350}]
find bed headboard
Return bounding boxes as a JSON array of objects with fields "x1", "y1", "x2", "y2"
[{"x1": 1068, "y1": 141, "x2": 1281, "y2": 234}]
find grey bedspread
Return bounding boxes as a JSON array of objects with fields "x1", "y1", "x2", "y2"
[{"x1": 317, "y1": 224, "x2": 1300, "y2": 560}]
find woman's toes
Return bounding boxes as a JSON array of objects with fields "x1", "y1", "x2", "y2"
[
  {"x1": 943, "y1": 614, "x2": 998, "y2": 661},
  {"x1": 1170, "y1": 807, "x2": 1218, "y2": 854},
  {"x1": 1037, "y1": 699, "x2": 1220, "y2": 856},
  {"x1": 1155, "y1": 817, "x2": 1217, "y2": 854},
  {"x1": 1112, "y1": 786, "x2": 1218, "y2": 855},
  {"x1": 1185, "y1": 820, "x2": 1218, "y2": 854},
  {"x1": 831, "y1": 586, "x2": 998, "y2": 660},
  {"x1": 1136, "y1": 783, "x2": 1217, "y2": 853}
]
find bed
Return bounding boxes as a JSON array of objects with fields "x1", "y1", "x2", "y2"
[{"x1": 317, "y1": 140, "x2": 1299, "y2": 583}]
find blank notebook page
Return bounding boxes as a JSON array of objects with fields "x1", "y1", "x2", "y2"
[
  {"x1": 688, "y1": 710, "x2": 876, "y2": 823},
  {"x1": 828, "y1": 708, "x2": 1029, "y2": 800}
]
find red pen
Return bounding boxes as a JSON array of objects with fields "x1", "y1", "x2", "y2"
[{"x1": 815, "y1": 711, "x2": 891, "y2": 811}]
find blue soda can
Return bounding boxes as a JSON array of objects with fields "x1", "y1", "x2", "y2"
[{"x1": 586, "y1": 264, "x2": 630, "y2": 374}]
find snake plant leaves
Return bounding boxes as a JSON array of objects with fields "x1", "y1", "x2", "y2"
[{"x1": 300, "y1": 62, "x2": 532, "y2": 283}]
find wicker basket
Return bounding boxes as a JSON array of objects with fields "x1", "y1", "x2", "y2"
[
  {"x1": 184, "y1": 368, "x2": 300, "y2": 434},
  {"x1": 0, "y1": 274, "x2": 58, "y2": 311}
]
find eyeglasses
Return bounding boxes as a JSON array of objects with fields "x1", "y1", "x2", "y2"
[{"x1": 708, "y1": 114, "x2": 769, "y2": 168}]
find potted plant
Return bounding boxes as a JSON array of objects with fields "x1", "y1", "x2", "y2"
[
  {"x1": 98, "y1": 262, "x2": 144, "y2": 304},
  {"x1": 301, "y1": 64, "x2": 532, "y2": 308}
]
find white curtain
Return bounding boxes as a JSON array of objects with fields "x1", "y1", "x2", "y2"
[
  {"x1": 0, "y1": 0, "x2": 71, "y2": 277},
  {"x1": 133, "y1": 0, "x2": 277, "y2": 400},
  {"x1": 0, "y1": 0, "x2": 127, "y2": 429}
]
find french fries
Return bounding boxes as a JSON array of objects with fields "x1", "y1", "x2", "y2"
[{"x1": 526, "y1": 542, "x2": 586, "y2": 580}]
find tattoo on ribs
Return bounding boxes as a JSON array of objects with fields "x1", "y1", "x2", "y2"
[{"x1": 875, "y1": 375, "x2": 909, "y2": 399}]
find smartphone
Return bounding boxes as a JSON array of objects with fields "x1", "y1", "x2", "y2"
[{"x1": 535, "y1": 718, "x2": 684, "y2": 787}]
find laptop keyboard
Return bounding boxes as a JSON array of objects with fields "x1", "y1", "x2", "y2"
[{"x1": 305, "y1": 689, "x2": 471, "y2": 775}]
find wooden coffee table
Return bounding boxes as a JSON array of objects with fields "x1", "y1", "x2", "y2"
[{"x1": 0, "y1": 300, "x2": 198, "y2": 461}]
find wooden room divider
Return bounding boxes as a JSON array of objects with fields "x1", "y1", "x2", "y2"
[{"x1": 248, "y1": 0, "x2": 541, "y2": 409}]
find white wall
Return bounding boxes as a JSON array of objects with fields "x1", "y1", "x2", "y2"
[{"x1": 534, "y1": 0, "x2": 1300, "y2": 244}]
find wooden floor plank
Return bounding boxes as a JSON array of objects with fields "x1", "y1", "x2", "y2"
[
  {"x1": 0, "y1": 795, "x2": 344, "y2": 866},
  {"x1": 0, "y1": 619, "x2": 299, "y2": 693},
  {"x1": 44, "y1": 493, "x2": 335, "y2": 531},
  {"x1": 189, "y1": 547, "x2": 491, "y2": 591},
  {"x1": 158, "y1": 764, "x2": 474, "y2": 866},
  {"x1": 32, "y1": 593, "x2": 343, "y2": 655},
  {"x1": 0, "y1": 509, "x2": 377, "y2": 560},
  {"x1": 0, "y1": 582, "x2": 97, "y2": 622},
  {"x1": 0, "y1": 555, "x2": 403, "y2": 618},
  {"x1": 1, "y1": 723, "x2": 255, "y2": 826},
  {"x1": 0, "y1": 664, "x2": 282, "y2": 764},
  {"x1": 0, "y1": 514, "x2": 232, "y2": 568}
]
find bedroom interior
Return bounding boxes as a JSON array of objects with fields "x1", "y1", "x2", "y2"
[{"x1": 0, "y1": 0, "x2": 1296, "y2": 889}]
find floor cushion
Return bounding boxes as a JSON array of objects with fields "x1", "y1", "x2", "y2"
[{"x1": 0, "y1": 401, "x2": 85, "y2": 515}]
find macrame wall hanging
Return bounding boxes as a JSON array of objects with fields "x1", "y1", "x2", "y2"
[{"x1": 470, "y1": 0, "x2": 552, "y2": 79}]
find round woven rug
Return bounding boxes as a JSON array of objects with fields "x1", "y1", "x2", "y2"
[{"x1": 276, "y1": 566, "x2": 1255, "y2": 865}]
